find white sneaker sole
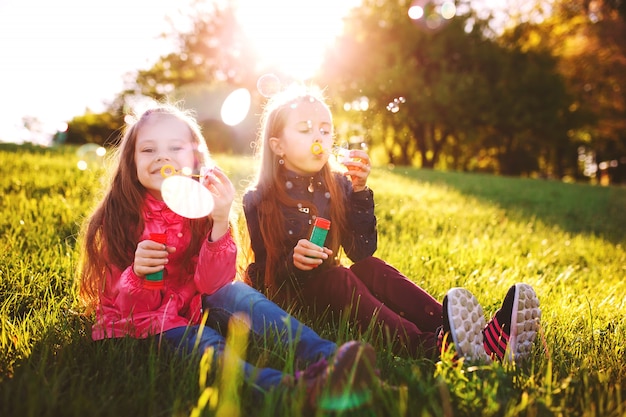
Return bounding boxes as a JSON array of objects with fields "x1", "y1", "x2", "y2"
[
  {"x1": 445, "y1": 288, "x2": 489, "y2": 361},
  {"x1": 508, "y1": 283, "x2": 541, "y2": 361}
]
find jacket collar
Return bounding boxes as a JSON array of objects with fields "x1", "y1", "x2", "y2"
[
  {"x1": 143, "y1": 193, "x2": 180, "y2": 224},
  {"x1": 282, "y1": 169, "x2": 324, "y2": 192}
]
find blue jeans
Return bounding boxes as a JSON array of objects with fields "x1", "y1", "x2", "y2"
[{"x1": 162, "y1": 281, "x2": 337, "y2": 391}]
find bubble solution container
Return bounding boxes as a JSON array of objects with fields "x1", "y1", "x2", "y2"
[
  {"x1": 309, "y1": 217, "x2": 331, "y2": 248},
  {"x1": 144, "y1": 232, "x2": 167, "y2": 290}
]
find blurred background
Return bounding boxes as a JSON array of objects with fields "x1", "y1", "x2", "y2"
[{"x1": 1, "y1": 0, "x2": 624, "y2": 183}]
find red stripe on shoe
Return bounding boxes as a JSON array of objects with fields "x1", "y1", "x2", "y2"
[{"x1": 483, "y1": 317, "x2": 509, "y2": 358}]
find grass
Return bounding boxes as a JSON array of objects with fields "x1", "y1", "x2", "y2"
[{"x1": 1, "y1": 143, "x2": 625, "y2": 416}]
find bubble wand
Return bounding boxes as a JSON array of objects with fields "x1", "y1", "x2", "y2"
[{"x1": 310, "y1": 143, "x2": 352, "y2": 163}]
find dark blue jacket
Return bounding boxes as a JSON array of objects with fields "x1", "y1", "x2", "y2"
[{"x1": 243, "y1": 169, "x2": 377, "y2": 292}]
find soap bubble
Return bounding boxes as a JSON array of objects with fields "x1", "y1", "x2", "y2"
[
  {"x1": 386, "y1": 96, "x2": 406, "y2": 113},
  {"x1": 256, "y1": 73, "x2": 281, "y2": 98},
  {"x1": 76, "y1": 143, "x2": 106, "y2": 171},
  {"x1": 161, "y1": 176, "x2": 214, "y2": 219}
]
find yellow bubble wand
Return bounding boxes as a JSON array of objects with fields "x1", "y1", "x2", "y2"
[{"x1": 310, "y1": 143, "x2": 352, "y2": 162}]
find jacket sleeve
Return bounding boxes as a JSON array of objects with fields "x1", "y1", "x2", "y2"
[
  {"x1": 340, "y1": 177, "x2": 378, "y2": 261},
  {"x1": 193, "y1": 228, "x2": 237, "y2": 295},
  {"x1": 242, "y1": 190, "x2": 267, "y2": 290},
  {"x1": 243, "y1": 189, "x2": 309, "y2": 291},
  {"x1": 112, "y1": 264, "x2": 163, "y2": 316}
]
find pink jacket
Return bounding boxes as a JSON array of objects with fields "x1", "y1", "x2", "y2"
[{"x1": 92, "y1": 194, "x2": 237, "y2": 340}]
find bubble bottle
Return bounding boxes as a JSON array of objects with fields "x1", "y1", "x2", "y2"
[
  {"x1": 309, "y1": 217, "x2": 331, "y2": 248},
  {"x1": 144, "y1": 232, "x2": 167, "y2": 289}
]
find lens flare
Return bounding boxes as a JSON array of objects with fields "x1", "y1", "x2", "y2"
[
  {"x1": 408, "y1": 0, "x2": 456, "y2": 31},
  {"x1": 76, "y1": 143, "x2": 106, "y2": 171},
  {"x1": 386, "y1": 97, "x2": 406, "y2": 113},
  {"x1": 221, "y1": 88, "x2": 251, "y2": 126}
]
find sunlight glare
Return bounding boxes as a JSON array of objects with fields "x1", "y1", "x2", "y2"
[{"x1": 235, "y1": 0, "x2": 359, "y2": 80}]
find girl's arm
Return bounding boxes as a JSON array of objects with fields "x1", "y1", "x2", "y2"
[
  {"x1": 194, "y1": 230, "x2": 237, "y2": 295},
  {"x1": 193, "y1": 166, "x2": 237, "y2": 295},
  {"x1": 243, "y1": 190, "x2": 307, "y2": 288},
  {"x1": 203, "y1": 167, "x2": 235, "y2": 242},
  {"x1": 107, "y1": 236, "x2": 174, "y2": 314},
  {"x1": 111, "y1": 264, "x2": 163, "y2": 315},
  {"x1": 242, "y1": 191, "x2": 267, "y2": 288},
  {"x1": 339, "y1": 175, "x2": 378, "y2": 260}
]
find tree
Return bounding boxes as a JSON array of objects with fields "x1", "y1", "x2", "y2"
[
  {"x1": 63, "y1": 109, "x2": 123, "y2": 146},
  {"x1": 319, "y1": 0, "x2": 572, "y2": 176},
  {"x1": 479, "y1": 31, "x2": 574, "y2": 176},
  {"x1": 107, "y1": 0, "x2": 264, "y2": 154},
  {"x1": 127, "y1": 0, "x2": 259, "y2": 101},
  {"x1": 320, "y1": 1, "x2": 496, "y2": 168},
  {"x1": 503, "y1": 0, "x2": 626, "y2": 179}
]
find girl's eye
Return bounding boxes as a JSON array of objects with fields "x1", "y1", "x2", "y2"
[
  {"x1": 320, "y1": 128, "x2": 331, "y2": 136},
  {"x1": 141, "y1": 148, "x2": 154, "y2": 153}
]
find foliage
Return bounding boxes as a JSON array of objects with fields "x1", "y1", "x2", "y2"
[
  {"x1": 317, "y1": 0, "x2": 575, "y2": 177},
  {"x1": 1, "y1": 146, "x2": 625, "y2": 416},
  {"x1": 132, "y1": 0, "x2": 259, "y2": 101},
  {"x1": 494, "y1": 1, "x2": 626, "y2": 174},
  {"x1": 55, "y1": 0, "x2": 626, "y2": 182},
  {"x1": 60, "y1": 109, "x2": 125, "y2": 147},
  {"x1": 536, "y1": 0, "x2": 626, "y2": 166}
]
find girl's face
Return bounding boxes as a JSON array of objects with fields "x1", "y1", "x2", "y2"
[
  {"x1": 134, "y1": 114, "x2": 196, "y2": 199},
  {"x1": 270, "y1": 99, "x2": 333, "y2": 176}
]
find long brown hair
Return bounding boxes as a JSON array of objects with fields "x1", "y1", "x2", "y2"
[
  {"x1": 77, "y1": 104, "x2": 213, "y2": 313},
  {"x1": 248, "y1": 86, "x2": 348, "y2": 294}
]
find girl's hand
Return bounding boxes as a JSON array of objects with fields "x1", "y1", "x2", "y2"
[
  {"x1": 133, "y1": 239, "x2": 176, "y2": 277},
  {"x1": 202, "y1": 166, "x2": 235, "y2": 241},
  {"x1": 343, "y1": 149, "x2": 370, "y2": 192},
  {"x1": 293, "y1": 238, "x2": 333, "y2": 271}
]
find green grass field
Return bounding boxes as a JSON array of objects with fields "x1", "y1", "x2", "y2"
[{"x1": 1, "y1": 144, "x2": 625, "y2": 416}]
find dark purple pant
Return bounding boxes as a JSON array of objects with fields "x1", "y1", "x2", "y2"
[{"x1": 300, "y1": 256, "x2": 443, "y2": 357}]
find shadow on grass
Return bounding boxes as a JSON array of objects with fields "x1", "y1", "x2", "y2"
[
  {"x1": 382, "y1": 167, "x2": 626, "y2": 246},
  {"x1": 0, "y1": 312, "x2": 205, "y2": 417}
]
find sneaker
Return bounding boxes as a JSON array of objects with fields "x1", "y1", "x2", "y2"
[
  {"x1": 303, "y1": 341, "x2": 377, "y2": 411},
  {"x1": 483, "y1": 283, "x2": 541, "y2": 362},
  {"x1": 439, "y1": 288, "x2": 490, "y2": 362}
]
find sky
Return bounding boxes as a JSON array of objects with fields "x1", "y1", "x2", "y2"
[
  {"x1": 0, "y1": 0, "x2": 362, "y2": 144},
  {"x1": 0, "y1": 0, "x2": 193, "y2": 143}
]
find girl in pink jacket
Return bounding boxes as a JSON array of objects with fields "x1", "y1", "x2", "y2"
[{"x1": 76, "y1": 104, "x2": 377, "y2": 411}]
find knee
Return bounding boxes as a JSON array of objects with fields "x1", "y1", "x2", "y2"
[
  {"x1": 229, "y1": 280, "x2": 253, "y2": 292},
  {"x1": 352, "y1": 256, "x2": 386, "y2": 271},
  {"x1": 196, "y1": 326, "x2": 226, "y2": 345},
  {"x1": 320, "y1": 269, "x2": 364, "y2": 296},
  {"x1": 215, "y1": 281, "x2": 260, "y2": 301}
]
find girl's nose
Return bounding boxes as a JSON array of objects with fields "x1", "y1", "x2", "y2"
[{"x1": 156, "y1": 153, "x2": 171, "y2": 162}]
